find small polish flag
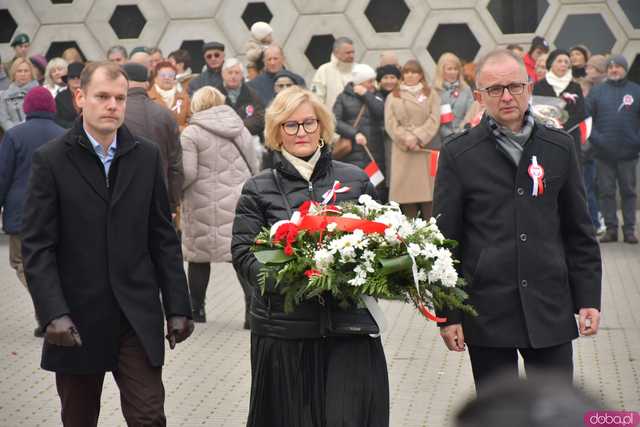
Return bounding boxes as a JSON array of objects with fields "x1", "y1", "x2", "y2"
[
  {"x1": 364, "y1": 160, "x2": 384, "y2": 187},
  {"x1": 440, "y1": 104, "x2": 454, "y2": 124},
  {"x1": 429, "y1": 151, "x2": 440, "y2": 177},
  {"x1": 579, "y1": 117, "x2": 592, "y2": 145}
]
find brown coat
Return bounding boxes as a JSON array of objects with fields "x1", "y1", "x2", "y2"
[
  {"x1": 384, "y1": 87, "x2": 440, "y2": 203},
  {"x1": 148, "y1": 85, "x2": 192, "y2": 131}
]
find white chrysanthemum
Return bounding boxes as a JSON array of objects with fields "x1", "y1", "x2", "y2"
[
  {"x1": 326, "y1": 222, "x2": 337, "y2": 232},
  {"x1": 384, "y1": 227, "x2": 401, "y2": 245},
  {"x1": 420, "y1": 242, "x2": 439, "y2": 259},
  {"x1": 407, "y1": 243, "x2": 421, "y2": 258},
  {"x1": 313, "y1": 248, "x2": 334, "y2": 272},
  {"x1": 428, "y1": 251, "x2": 458, "y2": 288},
  {"x1": 417, "y1": 268, "x2": 427, "y2": 282}
]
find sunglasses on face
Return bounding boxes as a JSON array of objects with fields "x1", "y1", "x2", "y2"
[{"x1": 205, "y1": 52, "x2": 222, "y2": 60}]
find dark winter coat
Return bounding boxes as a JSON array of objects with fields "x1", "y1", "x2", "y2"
[
  {"x1": 21, "y1": 119, "x2": 191, "y2": 374},
  {"x1": 0, "y1": 112, "x2": 65, "y2": 234},
  {"x1": 187, "y1": 67, "x2": 223, "y2": 96},
  {"x1": 433, "y1": 116, "x2": 601, "y2": 349},
  {"x1": 333, "y1": 83, "x2": 386, "y2": 171},
  {"x1": 533, "y1": 79, "x2": 588, "y2": 153},
  {"x1": 231, "y1": 147, "x2": 379, "y2": 339},
  {"x1": 124, "y1": 87, "x2": 184, "y2": 213},
  {"x1": 248, "y1": 69, "x2": 306, "y2": 106},
  {"x1": 54, "y1": 88, "x2": 78, "y2": 129},
  {"x1": 220, "y1": 84, "x2": 265, "y2": 138},
  {"x1": 585, "y1": 78, "x2": 640, "y2": 161}
]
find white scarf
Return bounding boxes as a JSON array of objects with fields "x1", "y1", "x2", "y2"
[
  {"x1": 400, "y1": 82, "x2": 424, "y2": 97},
  {"x1": 154, "y1": 84, "x2": 177, "y2": 108},
  {"x1": 545, "y1": 70, "x2": 573, "y2": 96},
  {"x1": 281, "y1": 147, "x2": 321, "y2": 182}
]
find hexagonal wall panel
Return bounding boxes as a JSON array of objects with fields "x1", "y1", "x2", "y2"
[
  {"x1": 609, "y1": 0, "x2": 640, "y2": 38},
  {"x1": 284, "y1": 14, "x2": 365, "y2": 83},
  {"x1": 360, "y1": 49, "x2": 416, "y2": 69},
  {"x1": 46, "y1": 41, "x2": 86, "y2": 61},
  {"x1": 216, "y1": 0, "x2": 297, "y2": 55},
  {"x1": 157, "y1": 19, "x2": 235, "y2": 72},
  {"x1": 412, "y1": 9, "x2": 496, "y2": 79},
  {"x1": 0, "y1": 0, "x2": 40, "y2": 64},
  {"x1": 86, "y1": 0, "x2": 169, "y2": 52},
  {"x1": 31, "y1": 24, "x2": 103, "y2": 61},
  {"x1": 305, "y1": 35, "x2": 335, "y2": 69},
  {"x1": 109, "y1": 5, "x2": 147, "y2": 39},
  {"x1": 159, "y1": 0, "x2": 221, "y2": 19},
  {"x1": 546, "y1": 4, "x2": 626, "y2": 55},
  {"x1": 345, "y1": 0, "x2": 429, "y2": 49},
  {"x1": 427, "y1": 0, "x2": 477, "y2": 9},
  {"x1": 623, "y1": 40, "x2": 640, "y2": 83},
  {"x1": 291, "y1": 0, "x2": 349, "y2": 14},
  {"x1": 428, "y1": 24, "x2": 480, "y2": 64},
  {"x1": 365, "y1": 0, "x2": 410, "y2": 33},
  {"x1": 27, "y1": 0, "x2": 94, "y2": 24},
  {"x1": 476, "y1": 0, "x2": 559, "y2": 45},
  {"x1": 241, "y1": 2, "x2": 273, "y2": 29},
  {"x1": 0, "y1": 9, "x2": 18, "y2": 45}
]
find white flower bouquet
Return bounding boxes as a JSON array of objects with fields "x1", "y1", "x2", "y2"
[{"x1": 252, "y1": 183, "x2": 476, "y2": 322}]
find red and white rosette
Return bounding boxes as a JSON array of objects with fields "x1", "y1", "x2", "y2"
[{"x1": 528, "y1": 156, "x2": 545, "y2": 197}]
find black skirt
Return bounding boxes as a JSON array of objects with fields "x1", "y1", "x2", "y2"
[{"x1": 247, "y1": 334, "x2": 390, "y2": 427}]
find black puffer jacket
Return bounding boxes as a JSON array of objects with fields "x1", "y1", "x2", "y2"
[
  {"x1": 333, "y1": 83, "x2": 386, "y2": 171},
  {"x1": 231, "y1": 147, "x2": 378, "y2": 339}
]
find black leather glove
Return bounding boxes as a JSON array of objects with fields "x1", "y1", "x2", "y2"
[
  {"x1": 46, "y1": 315, "x2": 82, "y2": 347},
  {"x1": 166, "y1": 316, "x2": 194, "y2": 349}
]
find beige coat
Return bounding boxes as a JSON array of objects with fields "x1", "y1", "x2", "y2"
[
  {"x1": 311, "y1": 54, "x2": 354, "y2": 109},
  {"x1": 384, "y1": 87, "x2": 441, "y2": 203},
  {"x1": 180, "y1": 105, "x2": 259, "y2": 263}
]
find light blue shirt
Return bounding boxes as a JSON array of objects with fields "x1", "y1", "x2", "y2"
[{"x1": 84, "y1": 126, "x2": 117, "y2": 177}]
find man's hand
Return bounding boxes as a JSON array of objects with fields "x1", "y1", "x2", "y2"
[
  {"x1": 354, "y1": 133, "x2": 368, "y2": 146},
  {"x1": 166, "y1": 316, "x2": 194, "y2": 349},
  {"x1": 440, "y1": 324, "x2": 466, "y2": 352},
  {"x1": 578, "y1": 308, "x2": 600, "y2": 336},
  {"x1": 46, "y1": 315, "x2": 82, "y2": 347},
  {"x1": 353, "y1": 84, "x2": 368, "y2": 96}
]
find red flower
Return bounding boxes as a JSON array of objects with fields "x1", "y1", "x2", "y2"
[
  {"x1": 284, "y1": 244, "x2": 294, "y2": 256},
  {"x1": 273, "y1": 222, "x2": 299, "y2": 257},
  {"x1": 304, "y1": 269, "x2": 322, "y2": 278},
  {"x1": 299, "y1": 200, "x2": 317, "y2": 217}
]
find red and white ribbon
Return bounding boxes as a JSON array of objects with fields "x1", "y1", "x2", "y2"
[
  {"x1": 528, "y1": 156, "x2": 545, "y2": 197},
  {"x1": 322, "y1": 180, "x2": 351, "y2": 204}
]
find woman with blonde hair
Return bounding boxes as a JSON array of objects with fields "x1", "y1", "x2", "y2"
[
  {"x1": 232, "y1": 86, "x2": 389, "y2": 427},
  {"x1": 0, "y1": 58, "x2": 38, "y2": 131},
  {"x1": 385, "y1": 59, "x2": 440, "y2": 219},
  {"x1": 434, "y1": 52, "x2": 474, "y2": 140},
  {"x1": 43, "y1": 57, "x2": 68, "y2": 98},
  {"x1": 180, "y1": 86, "x2": 259, "y2": 323}
]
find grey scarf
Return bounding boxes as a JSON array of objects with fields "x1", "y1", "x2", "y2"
[{"x1": 487, "y1": 109, "x2": 535, "y2": 166}]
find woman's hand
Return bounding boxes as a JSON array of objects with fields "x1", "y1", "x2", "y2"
[
  {"x1": 354, "y1": 133, "x2": 368, "y2": 146},
  {"x1": 404, "y1": 134, "x2": 418, "y2": 150}
]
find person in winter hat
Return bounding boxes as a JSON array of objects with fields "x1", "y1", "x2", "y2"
[{"x1": 245, "y1": 21, "x2": 274, "y2": 75}]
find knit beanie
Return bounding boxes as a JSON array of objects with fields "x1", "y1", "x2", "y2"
[
  {"x1": 23, "y1": 86, "x2": 56, "y2": 114},
  {"x1": 586, "y1": 54, "x2": 607, "y2": 73},
  {"x1": 569, "y1": 45, "x2": 590, "y2": 62},
  {"x1": 608, "y1": 54, "x2": 628, "y2": 72},
  {"x1": 351, "y1": 63, "x2": 376, "y2": 85},
  {"x1": 251, "y1": 22, "x2": 273, "y2": 42},
  {"x1": 376, "y1": 64, "x2": 401, "y2": 82},
  {"x1": 546, "y1": 49, "x2": 570, "y2": 71}
]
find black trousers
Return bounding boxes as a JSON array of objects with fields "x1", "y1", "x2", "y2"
[
  {"x1": 467, "y1": 342, "x2": 573, "y2": 395},
  {"x1": 55, "y1": 329, "x2": 165, "y2": 427},
  {"x1": 187, "y1": 262, "x2": 210, "y2": 311},
  {"x1": 597, "y1": 158, "x2": 638, "y2": 234}
]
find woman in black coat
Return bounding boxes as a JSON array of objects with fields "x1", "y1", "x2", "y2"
[
  {"x1": 333, "y1": 64, "x2": 386, "y2": 172},
  {"x1": 533, "y1": 49, "x2": 588, "y2": 152},
  {"x1": 231, "y1": 86, "x2": 389, "y2": 427}
]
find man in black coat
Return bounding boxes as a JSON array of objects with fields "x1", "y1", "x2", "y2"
[
  {"x1": 21, "y1": 61, "x2": 193, "y2": 426},
  {"x1": 433, "y1": 50, "x2": 601, "y2": 394},
  {"x1": 220, "y1": 58, "x2": 265, "y2": 138},
  {"x1": 54, "y1": 62, "x2": 84, "y2": 129},
  {"x1": 122, "y1": 62, "x2": 184, "y2": 215},
  {"x1": 188, "y1": 41, "x2": 225, "y2": 96}
]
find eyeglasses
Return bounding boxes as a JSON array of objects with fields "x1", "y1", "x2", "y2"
[
  {"x1": 275, "y1": 83, "x2": 294, "y2": 89},
  {"x1": 157, "y1": 72, "x2": 176, "y2": 79},
  {"x1": 476, "y1": 82, "x2": 528, "y2": 97},
  {"x1": 205, "y1": 52, "x2": 222, "y2": 59},
  {"x1": 281, "y1": 118, "x2": 319, "y2": 136}
]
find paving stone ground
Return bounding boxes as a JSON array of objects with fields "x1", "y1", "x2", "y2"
[{"x1": 0, "y1": 232, "x2": 638, "y2": 426}]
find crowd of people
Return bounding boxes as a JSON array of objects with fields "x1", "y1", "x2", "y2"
[{"x1": 0, "y1": 22, "x2": 634, "y2": 426}]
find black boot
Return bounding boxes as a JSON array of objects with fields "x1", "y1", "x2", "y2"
[
  {"x1": 188, "y1": 262, "x2": 210, "y2": 323},
  {"x1": 599, "y1": 229, "x2": 618, "y2": 243},
  {"x1": 623, "y1": 232, "x2": 639, "y2": 244}
]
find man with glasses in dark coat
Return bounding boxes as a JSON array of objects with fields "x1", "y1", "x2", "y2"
[
  {"x1": 188, "y1": 41, "x2": 225, "y2": 96},
  {"x1": 433, "y1": 49, "x2": 602, "y2": 394}
]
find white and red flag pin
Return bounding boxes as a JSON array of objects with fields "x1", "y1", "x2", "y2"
[
  {"x1": 528, "y1": 156, "x2": 545, "y2": 197},
  {"x1": 440, "y1": 104, "x2": 454, "y2": 124},
  {"x1": 322, "y1": 181, "x2": 351, "y2": 204},
  {"x1": 364, "y1": 160, "x2": 385, "y2": 187}
]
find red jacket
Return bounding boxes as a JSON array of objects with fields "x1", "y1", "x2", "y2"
[{"x1": 524, "y1": 53, "x2": 538, "y2": 82}]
